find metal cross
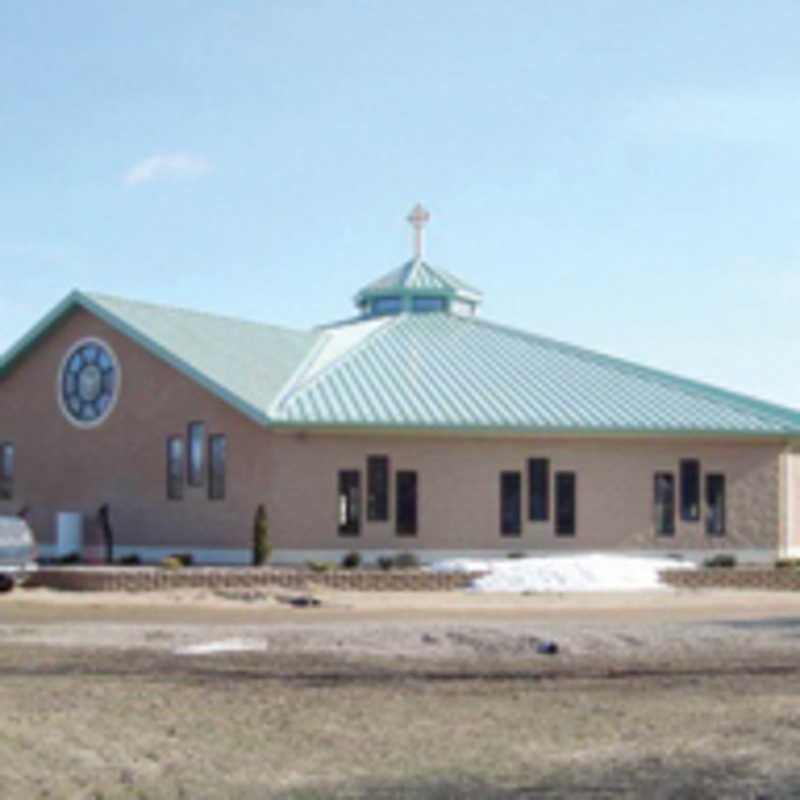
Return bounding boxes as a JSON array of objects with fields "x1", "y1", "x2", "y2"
[{"x1": 407, "y1": 203, "x2": 430, "y2": 258}]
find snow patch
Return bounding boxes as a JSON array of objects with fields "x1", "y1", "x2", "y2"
[
  {"x1": 429, "y1": 554, "x2": 694, "y2": 593},
  {"x1": 175, "y1": 638, "x2": 268, "y2": 655}
]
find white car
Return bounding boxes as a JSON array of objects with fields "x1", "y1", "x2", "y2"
[{"x1": 0, "y1": 516, "x2": 38, "y2": 592}]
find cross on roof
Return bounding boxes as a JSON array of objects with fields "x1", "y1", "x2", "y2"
[{"x1": 407, "y1": 203, "x2": 430, "y2": 258}]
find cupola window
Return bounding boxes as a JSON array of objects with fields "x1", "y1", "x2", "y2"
[
  {"x1": 411, "y1": 296, "x2": 447, "y2": 313},
  {"x1": 371, "y1": 296, "x2": 403, "y2": 315}
]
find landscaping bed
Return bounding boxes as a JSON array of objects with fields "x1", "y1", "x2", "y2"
[
  {"x1": 661, "y1": 565, "x2": 800, "y2": 592},
  {"x1": 27, "y1": 565, "x2": 485, "y2": 593}
]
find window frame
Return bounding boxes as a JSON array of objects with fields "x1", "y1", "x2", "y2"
[
  {"x1": 500, "y1": 470, "x2": 522, "y2": 536},
  {"x1": 337, "y1": 470, "x2": 361, "y2": 536},
  {"x1": 0, "y1": 442, "x2": 14, "y2": 501},
  {"x1": 555, "y1": 471, "x2": 576, "y2": 536},
  {"x1": 654, "y1": 472, "x2": 676, "y2": 536},
  {"x1": 528, "y1": 458, "x2": 549, "y2": 521},
  {"x1": 680, "y1": 458, "x2": 700, "y2": 522},
  {"x1": 706, "y1": 473, "x2": 726, "y2": 536},
  {"x1": 166, "y1": 436, "x2": 184, "y2": 501},
  {"x1": 208, "y1": 434, "x2": 226, "y2": 501},
  {"x1": 396, "y1": 470, "x2": 418, "y2": 536},
  {"x1": 187, "y1": 421, "x2": 207, "y2": 487}
]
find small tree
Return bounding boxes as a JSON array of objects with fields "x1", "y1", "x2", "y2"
[{"x1": 253, "y1": 504, "x2": 271, "y2": 566}]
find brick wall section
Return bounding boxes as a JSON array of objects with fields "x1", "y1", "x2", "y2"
[
  {"x1": 661, "y1": 568, "x2": 800, "y2": 592},
  {"x1": 29, "y1": 567, "x2": 800, "y2": 593},
  {"x1": 28, "y1": 567, "x2": 487, "y2": 593}
]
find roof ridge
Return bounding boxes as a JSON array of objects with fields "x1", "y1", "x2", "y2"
[
  {"x1": 467, "y1": 314, "x2": 800, "y2": 427},
  {"x1": 272, "y1": 315, "x2": 404, "y2": 415},
  {"x1": 421, "y1": 261, "x2": 482, "y2": 296},
  {"x1": 267, "y1": 331, "x2": 335, "y2": 415}
]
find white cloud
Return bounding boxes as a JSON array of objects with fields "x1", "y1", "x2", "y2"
[{"x1": 123, "y1": 152, "x2": 213, "y2": 186}]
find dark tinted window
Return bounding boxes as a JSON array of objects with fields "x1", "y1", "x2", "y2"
[
  {"x1": 500, "y1": 471, "x2": 521, "y2": 535},
  {"x1": 338, "y1": 470, "x2": 360, "y2": 535},
  {"x1": 680, "y1": 459, "x2": 700, "y2": 521},
  {"x1": 396, "y1": 471, "x2": 418, "y2": 535},
  {"x1": 372, "y1": 296, "x2": 403, "y2": 315},
  {"x1": 367, "y1": 455, "x2": 389, "y2": 521},
  {"x1": 166, "y1": 437, "x2": 184, "y2": 500},
  {"x1": 706, "y1": 474, "x2": 725, "y2": 535},
  {"x1": 528, "y1": 458, "x2": 549, "y2": 521},
  {"x1": 208, "y1": 435, "x2": 226, "y2": 500},
  {"x1": 411, "y1": 296, "x2": 447, "y2": 312},
  {"x1": 654, "y1": 472, "x2": 675, "y2": 535},
  {"x1": 0, "y1": 443, "x2": 14, "y2": 500},
  {"x1": 555, "y1": 472, "x2": 576, "y2": 536}
]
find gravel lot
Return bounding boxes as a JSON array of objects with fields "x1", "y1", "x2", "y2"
[{"x1": 3, "y1": 586, "x2": 800, "y2": 798}]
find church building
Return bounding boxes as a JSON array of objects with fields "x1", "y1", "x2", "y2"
[{"x1": 2, "y1": 206, "x2": 800, "y2": 564}]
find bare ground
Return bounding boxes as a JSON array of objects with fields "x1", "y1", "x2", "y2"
[{"x1": 3, "y1": 587, "x2": 800, "y2": 798}]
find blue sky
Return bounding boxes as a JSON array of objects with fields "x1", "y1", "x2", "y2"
[{"x1": 4, "y1": 1, "x2": 800, "y2": 405}]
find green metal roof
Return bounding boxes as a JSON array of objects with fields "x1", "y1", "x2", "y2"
[
  {"x1": 0, "y1": 291, "x2": 322, "y2": 425},
  {"x1": 354, "y1": 258, "x2": 483, "y2": 307},
  {"x1": 273, "y1": 312, "x2": 800, "y2": 436},
  {"x1": 4, "y1": 290, "x2": 800, "y2": 437}
]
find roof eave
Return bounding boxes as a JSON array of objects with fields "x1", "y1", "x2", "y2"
[
  {"x1": 267, "y1": 420, "x2": 800, "y2": 442},
  {"x1": 0, "y1": 289, "x2": 85, "y2": 379}
]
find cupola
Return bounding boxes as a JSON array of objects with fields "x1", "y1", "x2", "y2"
[{"x1": 354, "y1": 204, "x2": 483, "y2": 317}]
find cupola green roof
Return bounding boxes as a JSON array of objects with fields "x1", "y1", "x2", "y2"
[
  {"x1": 353, "y1": 204, "x2": 482, "y2": 316},
  {"x1": 353, "y1": 257, "x2": 483, "y2": 312}
]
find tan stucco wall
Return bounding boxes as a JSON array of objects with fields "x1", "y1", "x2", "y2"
[
  {"x1": 0, "y1": 306, "x2": 787, "y2": 558},
  {"x1": 788, "y1": 450, "x2": 800, "y2": 553},
  {"x1": 0, "y1": 308, "x2": 271, "y2": 551},
  {"x1": 270, "y1": 431, "x2": 782, "y2": 554}
]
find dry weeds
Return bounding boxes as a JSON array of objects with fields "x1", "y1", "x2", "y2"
[
  {"x1": 2, "y1": 589, "x2": 800, "y2": 798},
  {"x1": 0, "y1": 646, "x2": 799, "y2": 797}
]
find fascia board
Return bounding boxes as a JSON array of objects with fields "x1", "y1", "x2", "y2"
[
  {"x1": 268, "y1": 420, "x2": 800, "y2": 442},
  {"x1": 0, "y1": 290, "x2": 83, "y2": 378}
]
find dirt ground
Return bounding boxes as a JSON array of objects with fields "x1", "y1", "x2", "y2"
[{"x1": 3, "y1": 586, "x2": 800, "y2": 798}]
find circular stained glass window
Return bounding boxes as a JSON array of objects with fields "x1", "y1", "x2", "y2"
[{"x1": 58, "y1": 339, "x2": 120, "y2": 427}]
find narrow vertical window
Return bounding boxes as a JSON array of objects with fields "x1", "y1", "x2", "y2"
[
  {"x1": 500, "y1": 471, "x2": 521, "y2": 535},
  {"x1": 555, "y1": 472, "x2": 576, "y2": 536},
  {"x1": 396, "y1": 471, "x2": 418, "y2": 535},
  {"x1": 166, "y1": 437, "x2": 184, "y2": 500},
  {"x1": 367, "y1": 455, "x2": 389, "y2": 521},
  {"x1": 706, "y1": 474, "x2": 726, "y2": 535},
  {"x1": 0, "y1": 443, "x2": 14, "y2": 500},
  {"x1": 338, "y1": 470, "x2": 360, "y2": 535},
  {"x1": 187, "y1": 422, "x2": 206, "y2": 486},
  {"x1": 208, "y1": 435, "x2": 226, "y2": 500},
  {"x1": 680, "y1": 459, "x2": 700, "y2": 521},
  {"x1": 528, "y1": 458, "x2": 549, "y2": 521},
  {"x1": 654, "y1": 472, "x2": 675, "y2": 536}
]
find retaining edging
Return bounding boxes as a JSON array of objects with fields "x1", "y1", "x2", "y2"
[
  {"x1": 661, "y1": 567, "x2": 800, "y2": 592},
  {"x1": 27, "y1": 566, "x2": 486, "y2": 593},
  {"x1": 28, "y1": 566, "x2": 800, "y2": 594}
]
